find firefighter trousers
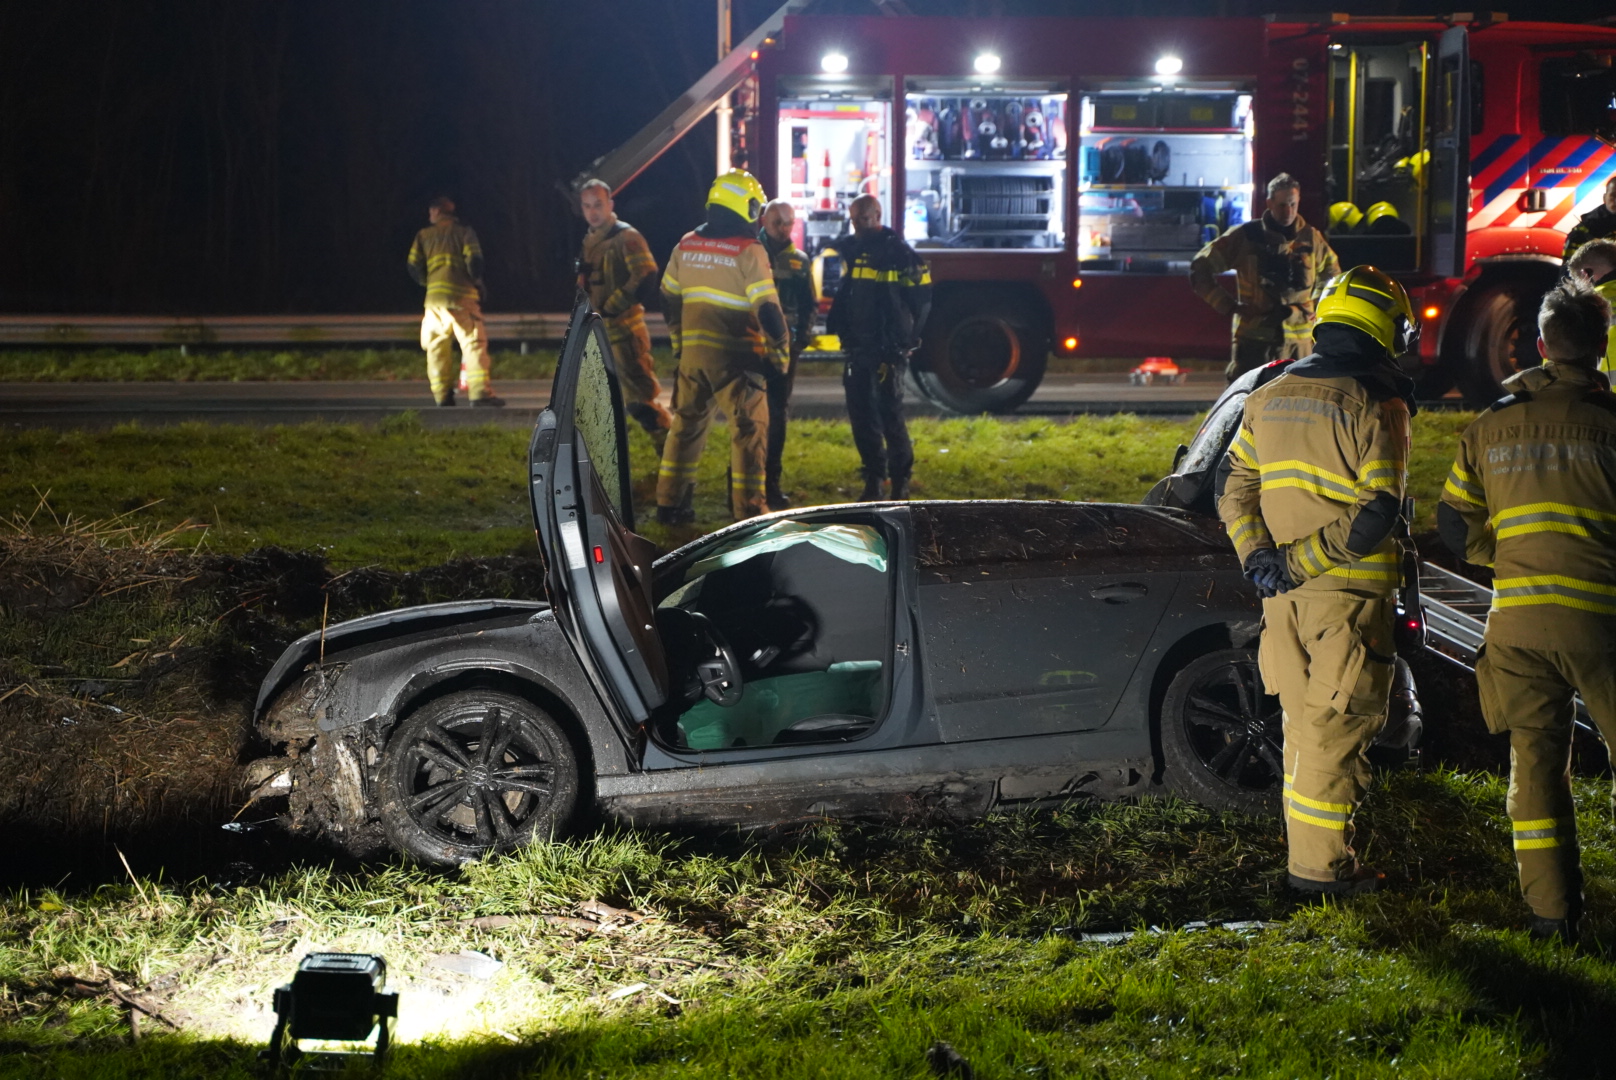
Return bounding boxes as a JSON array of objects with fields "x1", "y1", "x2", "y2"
[
  {"x1": 1259, "y1": 590, "x2": 1396, "y2": 883},
  {"x1": 843, "y1": 350, "x2": 913, "y2": 483},
  {"x1": 1225, "y1": 335, "x2": 1309, "y2": 383},
  {"x1": 422, "y1": 300, "x2": 491, "y2": 403},
  {"x1": 1475, "y1": 641, "x2": 1616, "y2": 920},
  {"x1": 656, "y1": 351, "x2": 770, "y2": 519},
  {"x1": 607, "y1": 308, "x2": 671, "y2": 436},
  {"x1": 765, "y1": 358, "x2": 797, "y2": 496}
]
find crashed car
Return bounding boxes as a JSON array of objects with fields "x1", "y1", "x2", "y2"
[{"x1": 247, "y1": 306, "x2": 1421, "y2": 865}]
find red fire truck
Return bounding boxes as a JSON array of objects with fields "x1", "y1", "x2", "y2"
[{"x1": 579, "y1": 8, "x2": 1616, "y2": 412}]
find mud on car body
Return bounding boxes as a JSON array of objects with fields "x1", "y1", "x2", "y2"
[{"x1": 247, "y1": 305, "x2": 1422, "y2": 865}]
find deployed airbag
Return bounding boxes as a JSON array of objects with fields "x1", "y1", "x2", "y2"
[{"x1": 687, "y1": 521, "x2": 887, "y2": 579}]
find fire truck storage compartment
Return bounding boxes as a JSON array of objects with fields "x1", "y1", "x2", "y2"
[
  {"x1": 775, "y1": 77, "x2": 893, "y2": 260},
  {"x1": 904, "y1": 81, "x2": 1068, "y2": 249},
  {"x1": 1325, "y1": 42, "x2": 1429, "y2": 273},
  {"x1": 1076, "y1": 87, "x2": 1253, "y2": 273}
]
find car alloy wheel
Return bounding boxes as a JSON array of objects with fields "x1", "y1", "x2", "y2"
[
  {"x1": 1159, "y1": 648, "x2": 1282, "y2": 814},
  {"x1": 376, "y1": 690, "x2": 579, "y2": 865}
]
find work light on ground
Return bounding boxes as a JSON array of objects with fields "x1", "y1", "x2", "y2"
[{"x1": 264, "y1": 953, "x2": 398, "y2": 1069}]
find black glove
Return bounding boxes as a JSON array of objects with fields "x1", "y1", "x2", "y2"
[{"x1": 1243, "y1": 547, "x2": 1294, "y2": 599}]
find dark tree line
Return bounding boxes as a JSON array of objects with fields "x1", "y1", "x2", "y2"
[{"x1": 0, "y1": 0, "x2": 1597, "y2": 314}]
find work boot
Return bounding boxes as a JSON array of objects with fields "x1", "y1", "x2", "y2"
[
  {"x1": 890, "y1": 477, "x2": 911, "y2": 501},
  {"x1": 766, "y1": 484, "x2": 791, "y2": 512},
  {"x1": 1528, "y1": 913, "x2": 1580, "y2": 946},
  {"x1": 436, "y1": 391, "x2": 456, "y2": 407},
  {"x1": 859, "y1": 476, "x2": 885, "y2": 502},
  {"x1": 656, "y1": 504, "x2": 695, "y2": 526},
  {"x1": 471, "y1": 393, "x2": 506, "y2": 408},
  {"x1": 1288, "y1": 866, "x2": 1385, "y2": 896}
]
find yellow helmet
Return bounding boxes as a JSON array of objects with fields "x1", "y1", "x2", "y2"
[
  {"x1": 707, "y1": 168, "x2": 767, "y2": 222},
  {"x1": 1329, "y1": 201, "x2": 1364, "y2": 232},
  {"x1": 1316, "y1": 265, "x2": 1419, "y2": 355},
  {"x1": 1365, "y1": 200, "x2": 1400, "y2": 227}
]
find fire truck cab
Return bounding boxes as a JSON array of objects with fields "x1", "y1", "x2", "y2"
[{"x1": 583, "y1": 10, "x2": 1616, "y2": 411}]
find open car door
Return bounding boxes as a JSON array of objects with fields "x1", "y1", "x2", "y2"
[{"x1": 530, "y1": 296, "x2": 668, "y2": 728}]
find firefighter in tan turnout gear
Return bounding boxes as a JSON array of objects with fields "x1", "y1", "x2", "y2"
[
  {"x1": 407, "y1": 196, "x2": 502, "y2": 407},
  {"x1": 655, "y1": 169, "x2": 790, "y2": 524},
  {"x1": 1438, "y1": 281, "x2": 1616, "y2": 944},
  {"x1": 577, "y1": 179, "x2": 672, "y2": 445},
  {"x1": 1219, "y1": 265, "x2": 1418, "y2": 895},
  {"x1": 1192, "y1": 173, "x2": 1341, "y2": 382}
]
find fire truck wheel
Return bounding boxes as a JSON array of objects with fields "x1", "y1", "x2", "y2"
[
  {"x1": 1458, "y1": 284, "x2": 1540, "y2": 407},
  {"x1": 913, "y1": 294, "x2": 1048, "y2": 414}
]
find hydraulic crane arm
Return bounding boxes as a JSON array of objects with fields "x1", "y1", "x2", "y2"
[{"x1": 566, "y1": 0, "x2": 813, "y2": 201}]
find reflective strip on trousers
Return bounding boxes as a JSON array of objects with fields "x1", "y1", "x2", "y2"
[
  {"x1": 1284, "y1": 773, "x2": 1352, "y2": 831},
  {"x1": 1513, "y1": 815, "x2": 1574, "y2": 851}
]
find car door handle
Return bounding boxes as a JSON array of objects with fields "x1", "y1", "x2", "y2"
[{"x1": 1091, "y1": 582, "x2": 1148, "y2": 603}]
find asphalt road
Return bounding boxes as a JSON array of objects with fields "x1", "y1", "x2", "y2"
[{"x1": 0, "y1": 372, "x2": 1222, "y2": 430}]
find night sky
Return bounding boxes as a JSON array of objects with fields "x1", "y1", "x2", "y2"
[{"x1": 2, "y1": 0, "x2": 1607, "y2": 315}]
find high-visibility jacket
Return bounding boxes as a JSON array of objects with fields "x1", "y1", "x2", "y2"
[
  {"x1": 761, "y1": 232, "x2": 817, "y2": 353},
  {"x1": 1191, "y1": 213, "x2": 1340, "y2": 348},
  {"x1": 1439, "y1": 361, "x2": 1616, "y2": 650},
  {"x1": 408, "y1": 216, "x2": 484, "y2": 308},
  {"x1": 826, "y1": 227, "x2": 932, "y2": 355},
  {"x1": 1563, "y1": 204, "x2": 1616, "y2": 261},
  {"x1": 662, "y1": 226, "x2": 787, "y2": 368},
  {"x1": 1593, "y1": 278, "x2": 1616, "y2": 375},
  {"x1": 580, "y1": 215, "x2": 657, "y2": 320},
  {"x1": 1219, "y1": 345, "x2": 1410, "y2": 595}
]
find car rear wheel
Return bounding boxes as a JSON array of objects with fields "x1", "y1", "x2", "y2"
[
  {"x1": 377, "y1": 690, "x2": 579, "y2": 865},
  {"x1": 913, "y1": 292, "x2": 1048, "y2": 414},
  {"x1": 1159, "y1": 648, "x2": 1282, "y2": 815}
]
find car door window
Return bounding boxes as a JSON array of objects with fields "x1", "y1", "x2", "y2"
[{"x1": 653, "y1": 520, "x2": 894, "y2": 750}]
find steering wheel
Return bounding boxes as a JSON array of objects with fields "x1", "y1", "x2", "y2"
[{"x1": 689, "y1": 611, "x2": 744, "y2": 707}]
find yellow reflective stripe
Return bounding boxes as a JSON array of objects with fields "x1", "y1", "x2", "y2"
[
  {"x1": 1229, "y1": 431, "x2": 1258, "y2": 468},
  {"x1": 1514, "y1": 817, "x2": 1562, "y2": 831},
  {"x1": 1288, "y1": 807, "x2": 1350, "y2": 830},
  {"x1": 680, "y1": 286, "x2": 754, "y2": 311},
  {"x1": 662, "y1": 270, "x2": 682, "y2": 295},
  {"x1": 852, "y1": 266, "x2": 903, "y2": 282},
  {"x1": 1515, "y1": 837, "x2": 1562, "y2": 850},
  {"x1": 658, "y1": 462, "x2": 699, "y2": 477},
  {"x1": 1324, "y1": 549, "x2": 1400, "y2": 581},
  {"x1": 1296, "y1": 535, "x2": 1330, "y2": 576},
  {"x1": 680, "y1": 329, "x2": 764, "y2": 352},
  {"x1": 911, "y1": 267, "x2": 932, "y2": 285},
  {"x1": 1493, "y1": 574, "x2": 1616, "y2": 615},
  {"x1": 1227, "y1": 514, "x2": 1270, "y2": 548},
  {"x1": 1356, "y1": 458, "x2": 1402, "y2": 492},
  {"x1": 1443, "y1": 463, "x2": 1485, "y2": 505},
  {"x1": 408, "y1": 249, "x2": 424, "y2": 264},
  {"x1": 1258, "y1": 459, "x2": 1357, "y2": 502},
  {"x1": 1492, "y1": 501, "x2": 1616, "y2": 541},
  {"x1": 1288, "y1": 790, "x2": 1352, "y2": 814},
  {"x1": 746, "y1": 279, "x2": 780, "y2": 303}
]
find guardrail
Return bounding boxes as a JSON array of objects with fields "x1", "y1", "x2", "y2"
[{"x1": 0, "y1": 313, "x2": 669, "y2": 347}]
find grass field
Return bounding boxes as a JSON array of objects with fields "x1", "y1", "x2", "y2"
[{"x1": 7, "y1": 410, "x2": 1612, "y2": 1078}]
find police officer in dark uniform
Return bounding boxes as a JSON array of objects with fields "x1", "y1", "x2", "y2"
[{"x1": 827, "y1": 194, "x2": 932, "y2": 501}]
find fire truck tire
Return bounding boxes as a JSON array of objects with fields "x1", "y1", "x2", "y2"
[
  {"x1": 1458, "y1": 284, "x2": 1541, "y2": 407},
  {"x1": 913, "y1": 294, "x2": 1048, "y2": 414}
]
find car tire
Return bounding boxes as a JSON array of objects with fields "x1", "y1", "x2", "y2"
[
  {"x1": 913, "y1": 293, "x2": 1048, "y2": 414},
  {"x1": 1158, "y1": 648, "x2": 1282, "y2": 815},
  {"x1": 1458, "y1": 284, "x2": 1540, "y2": 407},
  {"x1": 376, "y1": 690, "x2": 580, "y2": 865}
]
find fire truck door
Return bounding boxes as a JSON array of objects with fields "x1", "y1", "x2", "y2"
[{"x1": 1429, "y1": 27, "x2": 1470, "y2": 278}]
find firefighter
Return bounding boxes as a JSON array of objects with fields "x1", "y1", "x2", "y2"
[
  {"x1": 577, "y1": 179, "x2": 672, "y2": 447},
  {"x1": 827, "y1": 194, "x2": 932, "y2": 502},
  {"x1": 656, "y1": 169, "x2": 789, "y2": 524},
  {"x1": 1438, "y1": 281, "x2": 1616, "y2": 944},
  {"x1": 1561, "y1": 175, "x2": 1616, "y2": 260},
  {"x1": 759, "y1": 198, "x2": 817, "y2": 510},
  {"x1": 1192, "y1": 173, "x2": 1342, "y2": 383},
  {"x1": 407, "y1": 197, "x2": 502, "y2": 407},
  {"x1": 1219, "y1": 265, "x2": 1418, "y2": 895},
  {"x1": 1565, "y1": 238, "x2": 1616, "y2": 374}
]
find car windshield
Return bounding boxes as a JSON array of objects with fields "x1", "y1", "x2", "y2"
[{"x1": 1180, "y1": 364, "x2": 1266, "y2": 477}]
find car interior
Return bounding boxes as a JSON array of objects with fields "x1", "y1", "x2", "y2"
[{"x1": 650, "y1": 519, "x2": 894, "y2": 751}]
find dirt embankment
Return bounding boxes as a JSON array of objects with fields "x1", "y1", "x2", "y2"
[{"x1": 0, "y1": 527, "x2": 544, "y2": 880}]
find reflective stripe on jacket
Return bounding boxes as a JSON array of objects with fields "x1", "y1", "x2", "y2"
[
  {"x1": 408, "y1": 217, "x2": 483, "y2": 307},
  {"x1": 1440, "y1": 362, "x2": 1616, "y2": 649},
  {"x1": 662, "y1": 231, "x2": 786, "y2": 364},
  {"x1": 1219, "y1": 369, "x2": 1409, "y2": 595},
  {"x1": 826, "y1": 227, "x2": 931, "y2": 355}
]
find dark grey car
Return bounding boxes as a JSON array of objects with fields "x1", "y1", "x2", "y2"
[{"x1": 248, "y1": 304, "x2": 1419, "y2": 865}]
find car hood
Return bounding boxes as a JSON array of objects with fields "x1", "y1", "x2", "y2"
[{"x1": 253, "y1": 598, "x2": 549, "y2": 721}]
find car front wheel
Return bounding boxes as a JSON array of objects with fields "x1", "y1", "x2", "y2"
[
  {"x1": 1158, "y1": 648, "x2": 1282, "y2": 815},
  {"x1": 376, "y1": 690, "x2": 579, "y2": 865}
]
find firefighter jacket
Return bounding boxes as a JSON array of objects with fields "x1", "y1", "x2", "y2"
[
  {"x1": 1563, "y1": 204, "x2": 1616, "y2": 261},
  {"x1": 408, "y1": 215, "x2": 484, "y2": 308},
  {"x1": 1439, "y1": 361, "x2": 1616, "y2": 651},
  {"x1": 762, "y1": 231, "x2": 817, "y2": 353},
  {"x1": 580, "y1": 215, "x2": 657, "y2": 320},
  {"x1": 1219, "y1": 325, "x2": 1412, "y2": 596},
  {"x1": 662, "y1": 209, "x2": 788, "y2": 371},
  {"x1": 1191, "y1": 212, "x2": 1340, "y2": 347},
  {"x1": 826, "y1": 227, "x2": 932, "y2": 355}
]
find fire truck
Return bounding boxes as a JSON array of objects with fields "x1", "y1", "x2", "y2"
[{"x1": 577, "y1": 7, "x2": 1616, "y2": 412}]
